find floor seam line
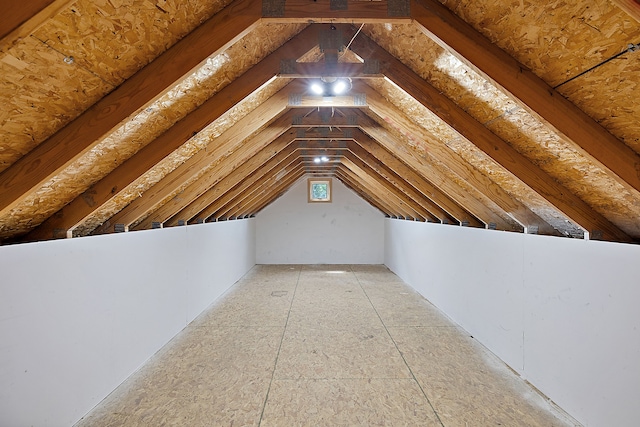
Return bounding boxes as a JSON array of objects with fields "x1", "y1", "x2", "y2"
[
  {"x1": 257, "y1": 265, "x2": 302, "y2": 426},
  {"x1": 352, "y1": 267, "x2": 445, "y2": 427}
]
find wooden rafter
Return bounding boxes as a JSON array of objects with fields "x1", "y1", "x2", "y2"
[
  {"x1": 22, "y1": 29, "x2": 321, "y2": 242},
  {"x1": 339, "y1": 157, "x2": 424, "y2": 220},
  {"x1": 337, "y1": 164, "x2": 415, "y2": 219},
  {"x1": 223, "y1": 162, "x2": 305, "y2": 219},
  {"x1": 334, "y1": 173, "x2": 388, "y2": 216},
  {"x1": 349, "y1": 35, "x2": 631, "y2": 241},
  {"x1": 348, "y1": 130, "x2": 483, "y2": 227},
  {"x1": 0, "y1": 0, "x2": 261, "y2": 217},
  {"x1": 192, "y1": 150, "x2": 301, "y2": 223},
  {"x1": 0, "y1": 0, "x2": 70, "y2": 47},
  {"x1": 350, "y1": 107, "x2": 520, "y2": 232},
  {"x1": 611, "y1": 0, "x2": 640, "y2": 22},
  {"x1": 410, "y1": 0, "x2": 640, "y2": 195},
  {"x1": 137, "y1": 132, "x2": 299, "y2": 229},
  {"x1": 345, "y1": 144, "x2": 451, "y2": 223},
  {"x1": 92, "y1": 93, "x2": 296, "y2": 235}
]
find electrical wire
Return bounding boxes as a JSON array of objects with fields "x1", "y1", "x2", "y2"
[
  {"x1": 342, "y1": 23, "x2": 365, "y2": 57},
  {"x1": 554, "y1": 42, "x2": 640, "y2": 89}
]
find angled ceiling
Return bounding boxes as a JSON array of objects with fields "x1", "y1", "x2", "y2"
[{"x1": 1, "y1": 0, "x2": 639, "y2": 244}]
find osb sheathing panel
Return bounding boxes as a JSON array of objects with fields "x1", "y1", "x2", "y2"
[
  {"x1": 0, "y1": 0, "x2": 232, "y2": 173},
  {"x1": 31, "y1": 0, "x2": 233, "y2": 86},
  {"x1": 558, "y1": 49, "x2": 640, "y2": 152},
  {"x1": 0, "y1": 23, "x2": 305, "y2": 240},
  {"x1": 437, "y1": 0, "x2": 640, "y2": 86},
  {"x1": 485, "y1": 107, "x2": 640, "y2": 237},
  {"x1": 366, "y1": 23, "x2": 640, "y2": 237},
  {"x1": 363, "y1": 107, "x2": 523, "y2": 231},
  {"x1": 0, "y1": 36, "x2": 113, "y2": 172},
  {"x1": 366, "y1": 78, "x2": 585, "y2": 237},
  {"x1": 436, "y1": 0, "x2": 640, "y2": 154},
  {"x1": 74, "y1": 77, "x2": 293, "y2": 237}
]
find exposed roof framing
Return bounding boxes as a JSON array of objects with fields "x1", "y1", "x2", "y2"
[{"x1": 1, "y1": 0, "x2": 639, "y2": 244}]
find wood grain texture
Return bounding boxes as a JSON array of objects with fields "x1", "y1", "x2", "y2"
[
  {"x1": 350, "y1": 130, "x2": 483, "y2": 227},
  {"x1": 345, "y1": 144, "x2": 450, "y2": 223},
  {"x1": 23, "y1": 29, "x2": 319, "y2": 241},
  {"x1": 0, "y1": 0, "x2": 57, "y2": 40},
  {"x1": 611, "y1": 0, "x2": 640, "y2": 22},
  {"x1": 350, "y1": 107, "x2": 519, "y2": 232},
  {"x1": 93, "y1": 96, "x2": 295, "y2": 234},
  {"x1": 349, "y1": 33, "x2": 631, "y2": 241},
  {"x1": 411, "y1": 0, "x2": 640, "y2": 195},
  {"x1": 0, "y1": 0, "x2": 261, "y2": 217},
  {"x1": 262, "y1": 0, "x2": 410, "y2": 23},
  {"x1": 196, "y1": 149, "x2": 300, "y2": 222}
]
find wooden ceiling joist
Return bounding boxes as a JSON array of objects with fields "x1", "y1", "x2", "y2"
[
  {"x1": 0, "y1": 0, "x2": 262, "y2": 217},
  {"x1": 349, "y1": 36, "x2": 631, "y2": 241},
  {"x1": 410, "y1": 0, "x2": 640, "y2": 195}
]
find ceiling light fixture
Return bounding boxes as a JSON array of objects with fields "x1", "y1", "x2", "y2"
[
  {"x1": 313, "y1": 156, "x2": 330, "y2": 163},
  {"x1": 309, "y1": 78, "x2": 352, "y2": 96}
]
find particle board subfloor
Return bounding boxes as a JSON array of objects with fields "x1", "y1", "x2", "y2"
[{"x1": 75, "y1": 265, "x2": 579, "y2": 426}]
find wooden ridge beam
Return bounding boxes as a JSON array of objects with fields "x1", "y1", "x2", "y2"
[
  {"x1": 92, "y1": 94, "x2": 295, "y2": 235},
  {"x1": 349, "y1": 37, "x2": 631, "y2": 241},
  {"x1": 261, "y1": 0, "x2": 410, "y2": 23},
  {"x1": 23, "y1": 29, "x2": 322, "y2": 241},
  {"x1": 349, "y1": 130, "x2": 483, "y2": 227},
  {"x1": 350, "y1": 107, "x2": 518, "y2": 232},
  {"x1": 411, "y1": 0, "x2": 640, "y2": 195},
  {"x1": 0, "y1": 0, "x2": 262, "y2": 218}
]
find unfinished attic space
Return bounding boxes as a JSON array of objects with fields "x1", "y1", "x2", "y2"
[
  {"x1": 0, "y1": 0, "x2": 639, "y2": 243},
  {"x1": 1, "y1": 0, "x2": 640, "y2": 426}
]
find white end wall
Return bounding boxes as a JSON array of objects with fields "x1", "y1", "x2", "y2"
[
  {"x1": 256, "y1": 177, "x2": 384, "y2": 264},
  {"x1": 0, "y1": 219, "x2": 255, "y2": 427},
  {"x1": 384, "y1": 219, "x2": 640, "y2": 427}
]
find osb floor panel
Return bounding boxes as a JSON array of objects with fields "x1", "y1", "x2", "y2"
[{"x1": 74, "y1": 265, "x2": 579, "y2": 427}]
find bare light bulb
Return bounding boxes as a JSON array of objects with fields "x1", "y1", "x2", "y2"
[{"x1": 310, "y1": 82, "x2": 324, "y2": 95}]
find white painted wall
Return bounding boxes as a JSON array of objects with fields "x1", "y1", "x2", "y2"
[
  {"x1": 384, "y1": 219, "x2": 640, "y2": 427},
  {"x1": 256, "y1": 176, "x2": 385, "y2": 264},
  {"x1": 0, "y1": 219, "x2": 255, "y2": 427}
]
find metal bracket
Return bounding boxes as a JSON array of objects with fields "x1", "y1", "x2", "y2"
[{"x1": 262, "y1": 0, "x2": 285, "y2": 17}]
